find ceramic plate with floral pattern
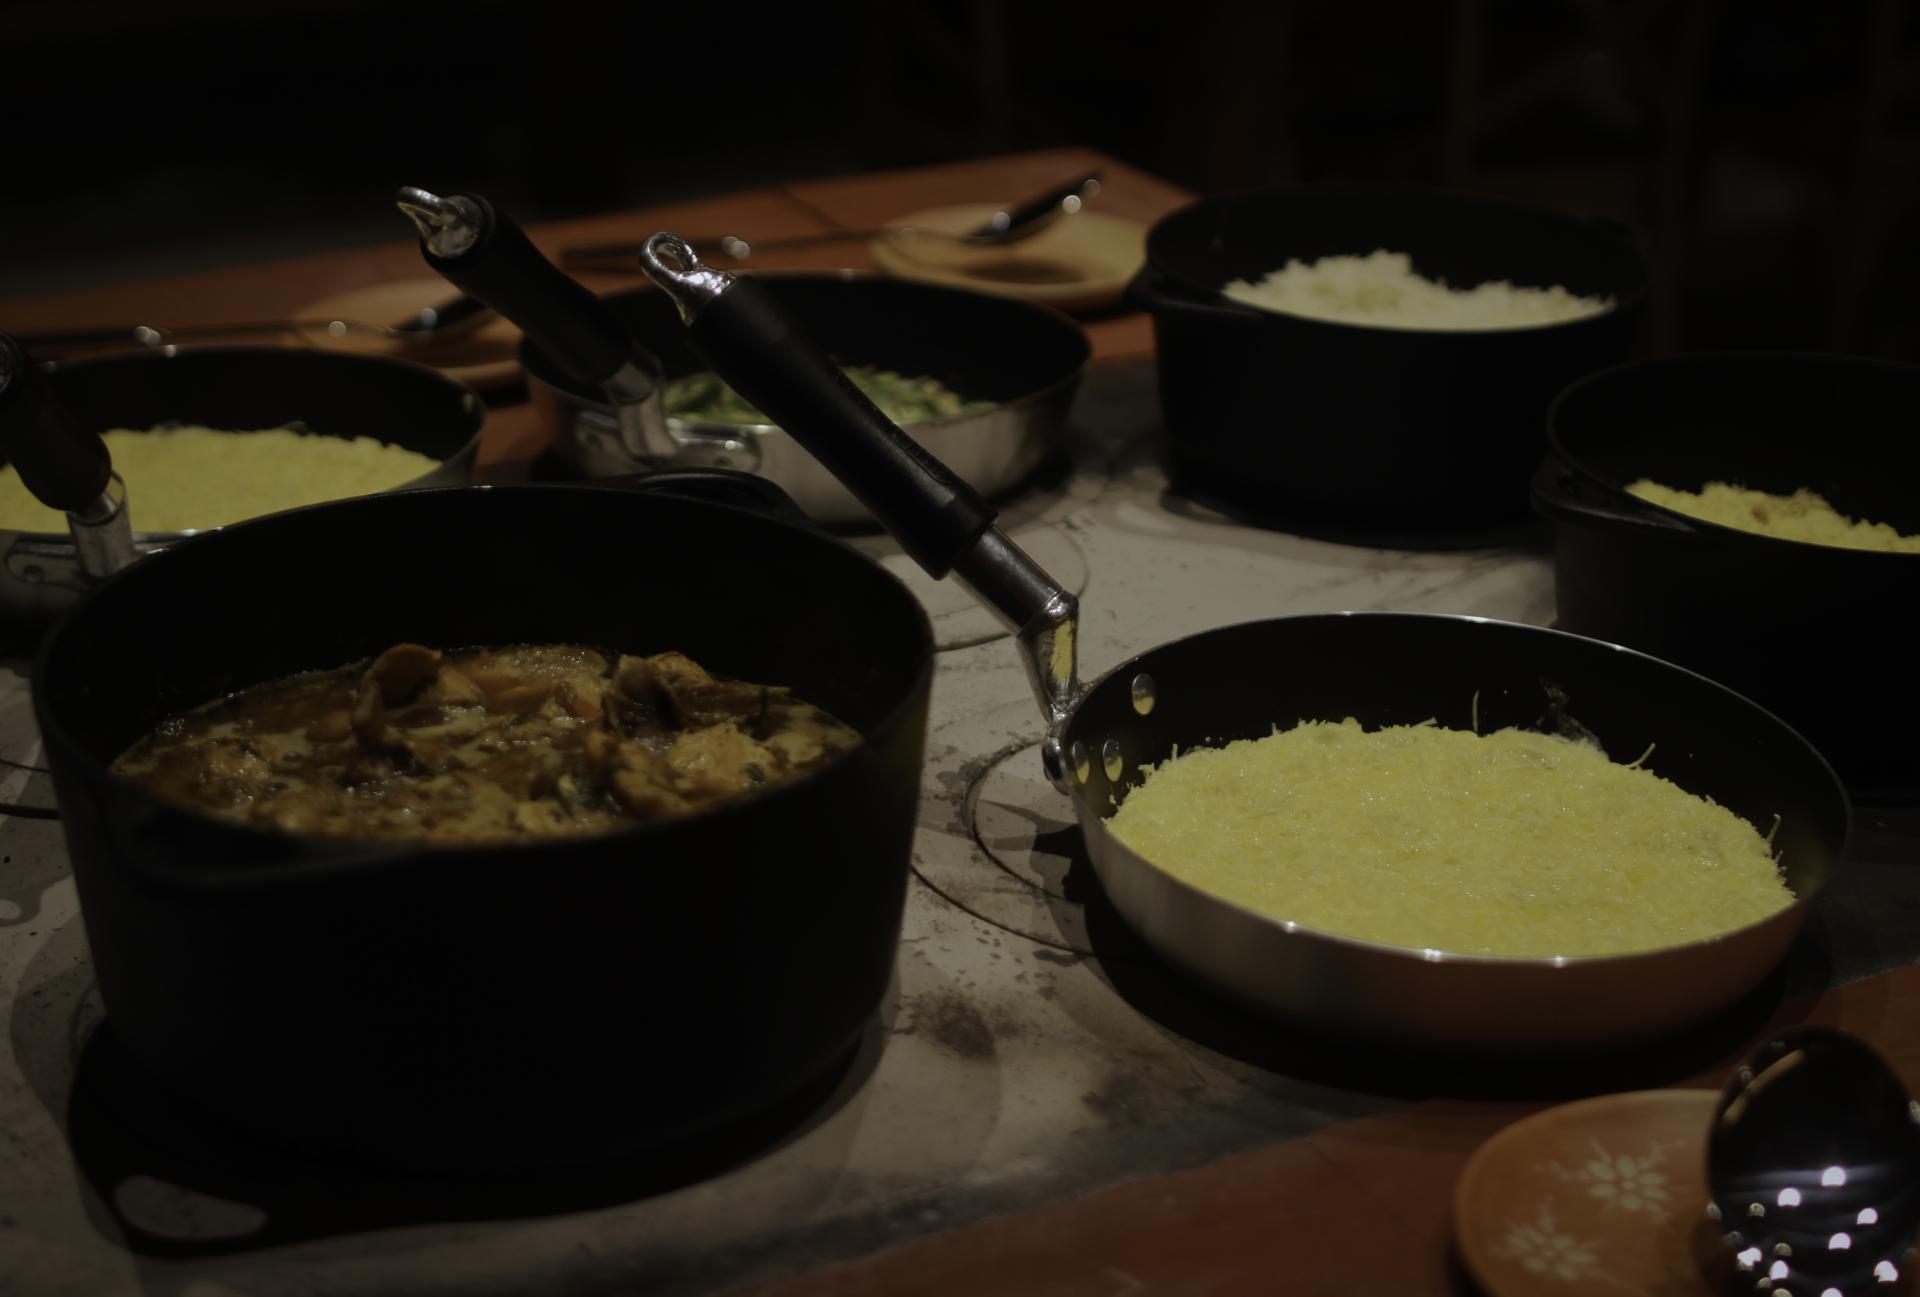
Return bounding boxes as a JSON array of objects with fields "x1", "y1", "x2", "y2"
[{"x1": 1455, "y1": 1090, "x2": 1727, "y2": 1296}]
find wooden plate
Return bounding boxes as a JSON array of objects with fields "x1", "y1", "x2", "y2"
[
  {"x1": 868, "y1": 204, "x2": 1146, "y2": 313},
  {"x1": 1455, "y1": 1090, "x2": 1727, "y2": 1297},
  {"x1": 293, "y1": 279, "x2": 524, "y2": 390}
]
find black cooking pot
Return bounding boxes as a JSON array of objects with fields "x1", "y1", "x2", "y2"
[
  {"x1": 32, "y1": 474, "x2": 933, "y2": 1169},
  {"x1": 1533, "y1": 351, "x2": 1920, "y2": 800},
  {"x1": 1128, "y1": 185, "x2": 1649, "y2": 535}
]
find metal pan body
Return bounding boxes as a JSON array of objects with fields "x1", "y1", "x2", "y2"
[{"x1": 1058, "y1": 613, "x2": 1848, "y2": 1052}]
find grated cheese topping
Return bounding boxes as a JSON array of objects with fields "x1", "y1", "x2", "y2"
[
  {"x1": 1105, "y1": 718, "x2": 1792, "y2": 958},
  {"x1": 0, "y1": 426, "x2": 442, "y2": 533}
]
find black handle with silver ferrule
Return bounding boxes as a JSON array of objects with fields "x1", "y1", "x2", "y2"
[
  {"x1": 637, "y1": 233, "x2": 996, "y2": 578},
  {"x1": 0, "y1": 333, "x2": 111, "y2": 513},
  {"x1": 396, "y1": 187, "x2": 641, "y2": 393},
  {"x1": 637, "y1": 234, "x2": 1082, "y2": 782},
  {"x1": 0, "y1": 333, "x2": 135, "y2": 579}
]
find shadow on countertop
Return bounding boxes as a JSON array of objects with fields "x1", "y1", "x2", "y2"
[{"x1": 57, "y1": 1016, "x2": 882, "y2": 1260}]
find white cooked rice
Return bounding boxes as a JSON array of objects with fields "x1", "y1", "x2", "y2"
[{"x1": 1222, "y1": 249, "x2": 1613, "y2": 331}]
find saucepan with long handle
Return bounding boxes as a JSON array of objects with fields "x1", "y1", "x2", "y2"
[{"x1": 637, "y1": 234, "x2": 1850, "y2": 1054}]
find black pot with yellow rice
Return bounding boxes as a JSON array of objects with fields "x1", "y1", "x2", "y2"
[{"x1": 1533, "y1": 351, "x2": 1920, "y2": 799}]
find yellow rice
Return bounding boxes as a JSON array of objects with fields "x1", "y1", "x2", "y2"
[
  {"x1": 0, "y1": 426, "x2": 442, "y2": 533},
  {"x1": 1626, "y1": 479, "x2": 1920, "y2": 554}
]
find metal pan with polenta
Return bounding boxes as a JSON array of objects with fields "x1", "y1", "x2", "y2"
[{"x1": 1107, "y1": 717, "x2": 1792, "y2": 959}]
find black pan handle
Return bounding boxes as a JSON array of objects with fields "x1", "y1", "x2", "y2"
[
  {"x1": 396, "y1": 187, "x2": 638, "y2": 391},
  {"x1": 1123, "y1": 266, "x2": 1268, "y2": 320},
  {"x1": 637, "y1": 233, "x2": 1084, "y2": 788},
  {"x1": 1529, "y1": 452, "x2": 1696, "y2": 534},
  {"x1": 0, "y1": 333, "x2": 113, "y2": 512},
  {"x1": 0, "y1": 334, "x2": 137, "y2": 578},
  {"x1": 638, "y1": 239, "x2": 996, "y2": 577}
]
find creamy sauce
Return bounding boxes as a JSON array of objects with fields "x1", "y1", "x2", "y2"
[
  {"x1": 112, "y1": 644, "x2": 861, "y2": 844},
  {"x1": 1106, "y1": 719, "x2": 1792, "y2": 957}
]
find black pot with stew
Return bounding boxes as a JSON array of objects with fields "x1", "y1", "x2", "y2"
[{"x1": 33, "y1": 476, "x2": 933, "y2": 1169}]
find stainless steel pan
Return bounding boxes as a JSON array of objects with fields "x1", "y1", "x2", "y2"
[
  {"x1": 522, "y1": 275, "x2": 1086, "y2": 526},
  {"x1": 636, "y1": 233, "x2": 1851, "y2": 1053}
]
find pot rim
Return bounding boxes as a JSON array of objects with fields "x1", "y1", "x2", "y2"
[
  {"x1": 1142, "y1": 181, "x2": 1653, "y2": 336},
  {"x1": 1545, "y1": 349, "x2": 1920, "y2": 560},
  {"x1": 4, "y1": 345, "x2": 488, "y2": 545}
]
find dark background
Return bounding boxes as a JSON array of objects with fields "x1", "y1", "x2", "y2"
[{"x1": 5, "y1": 0, "x2": 1917, "y2": 359}]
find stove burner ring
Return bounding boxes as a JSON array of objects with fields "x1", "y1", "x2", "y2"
[
  {"x1": 910, "y1": 735, "x2": 1096, "y2": 956},
  {"x1": 0, "y1": 752, "x2": 57, "y2": 820}
]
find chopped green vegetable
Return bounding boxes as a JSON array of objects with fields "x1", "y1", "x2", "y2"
[{"x1": 665, "y1": 366, "x2": 991, "y2": 428}]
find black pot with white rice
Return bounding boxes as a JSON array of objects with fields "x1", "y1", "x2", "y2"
[{"x1": 1127, "y1": 185, "x2": 1650, "y2": 540}]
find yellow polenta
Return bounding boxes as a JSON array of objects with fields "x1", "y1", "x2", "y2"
[
  {"x1": 0, "y1": 426, "x2": 442, "y2": 533},
  {"x1": 1627, "y1": 479, "x2": 1920, "y2": 554},
  {"x1": 1105, "y1": 719, "x2": 1792, "y2": 958}
]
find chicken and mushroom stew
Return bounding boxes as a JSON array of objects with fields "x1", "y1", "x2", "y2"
[{"x1": 110, "y1": 644, "x2": 862, "y2": 843}]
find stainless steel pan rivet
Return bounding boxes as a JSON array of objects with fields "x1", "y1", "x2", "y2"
[
  {"x1": 1102, "y1": 739, "x2": 1123, "y2": 782},
  {"x1": 1130, "y1": 673, "x2": 1156, "y2": 715},
  {"x1": 1070, "y1": 740, "x2": 1090, "y2": 784}
]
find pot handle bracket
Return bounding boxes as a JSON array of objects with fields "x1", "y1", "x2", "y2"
[
  {"x1": 1529, "y1": 452, "x2": 1698, "y2": 535},
  {"x1": 1123, "y1": 267, "x2": 1269, "y2": 320},
  {"x1": 396, "y1": 188, "x2": 678, "y2": 470},
  {"x1": 638, "y1": 234, "x2": 1085, "y2": 788},
  {"x1": 0, "y1": 332, "x2": 136, "y2": 581}
]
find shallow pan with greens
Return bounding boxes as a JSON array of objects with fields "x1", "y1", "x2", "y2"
[{"x1": 523, "y1": 273, "x2": 1089, "y2": 527}]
